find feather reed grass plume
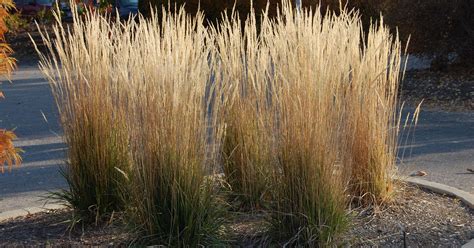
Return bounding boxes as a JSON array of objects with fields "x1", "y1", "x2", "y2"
[
  {"x1": 213, "y1": 8, "x2": 274, "y2": 210},
  {"x1": 35, "y1": 9, "x2": 132, "y2": 222},
  {"x1": 122, "y1": 8, "x2": 225, "y2": 246},
  {"x1": 36, "y1": 4, "x2": 225, "y2": 245},
  {"x1": 34, "y1": 0, "x2": 405, "y2": 245}
]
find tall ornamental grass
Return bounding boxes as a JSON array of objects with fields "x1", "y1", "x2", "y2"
[
  {"x1": 37, "y1": 5, "x2": 224, "y2": 245},
  {"x1": 262, "y1": 5, "x2": 356, "y2": 245},
  {"x1": 36, "y1": 0, "x2": 406, "y2": 245},
  {"x1": 214, "y1": 2, "x2": 405, "y2": 244},
  {"x1": 213, "y1": 10, "x2": 274, "y2": 210},
  {"x1": 346, "y1": 19, "x2": 405, "y2": 204},
  {"x1": 36, "y1": 10, "x2": 131, "y2": 222},
  {"x1": 122, "y1": 9, "x2": 225, "y2": 246}
]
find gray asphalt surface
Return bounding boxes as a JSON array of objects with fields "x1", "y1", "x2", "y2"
[
  {"x1": 0, "y1": 63, "x2": 66, "y2": 213},
  {"x1": 399, "y1": 108, "x2": 474, "y2": 193},
  {"x1": 0, "y1": 64, "x2": 472, "y2": 213}
]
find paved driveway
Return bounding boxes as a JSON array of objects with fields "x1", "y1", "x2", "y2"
[
  {"x1": 0, "y1": 63, "x2": 66, "y2": 213},
  {"x1": 399, "y1": 108, "x2": 474, "y2": 193},
  {"x1": 0, "y1": 64, "x2": 472, "y2": 213}
]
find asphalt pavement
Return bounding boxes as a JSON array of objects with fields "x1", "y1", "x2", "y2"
[
  {"x1": 0, "y1": 63, "x2": 66, "y2": 213},
  {"x1": 399, "y1": 108, "x2": 474, "y2": 193}
]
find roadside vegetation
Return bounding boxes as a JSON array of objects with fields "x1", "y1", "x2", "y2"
[{"x1": 36, "y1": 1, "x2": 409, "y2": 246}]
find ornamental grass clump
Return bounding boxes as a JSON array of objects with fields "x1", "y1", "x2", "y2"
[
  {"x1": 36, "y1": 10, "x2": 132, "y2": 222},
  {"x1": 213, "y1": 10, "x2": 274, "y2": 210},
  {"x1": 123, "y1": 9, "x2": 225, "y2": 246},
  {"x1": 35, "y1": 0, "x2": 406, "y2": 245},
  {"x1": 247, "y1": 2, "x2": 403, "y2": 244},
  {"x1": 261, "y1": 4, "x2": 357, "y2": 245},
  {"x1": 37, "y1": 6, "x2": 225, "y2": 245},
  {"x1": 346, "y1": 20, "x2": 405, "y2": 205}
]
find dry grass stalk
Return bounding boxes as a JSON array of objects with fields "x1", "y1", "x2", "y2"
[
  {"x1": 35, "y1": 9, "x2": 131, "y2": 221},
  {"x1": 35, "y1": 0, "x2": 406, "y2": 245},
  {"x1": 213, "y1": 8, "x2": 274, "y2": 210},
  {"x1": 37, "y1": 4, "x2": 225, "y2": 245}
]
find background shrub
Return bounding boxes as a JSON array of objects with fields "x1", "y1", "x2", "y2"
[{"x1": 0, "y1": 0, "x2": 15, "y2": 77}]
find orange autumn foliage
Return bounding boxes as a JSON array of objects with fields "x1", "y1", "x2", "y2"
[
  {"x1": 0, "y1": 0, "x2": 20, "y2": 172},
  {"x1": 0, "y1": 129, "x2": 21, "y2": 173}
]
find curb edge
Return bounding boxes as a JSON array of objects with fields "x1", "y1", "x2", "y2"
[
  {"x1": 404, "y1": 177, "x2": 474, "y2": 209},
  {"x1": 0, "y1": 204, "x2": 66, "y2": 222}
]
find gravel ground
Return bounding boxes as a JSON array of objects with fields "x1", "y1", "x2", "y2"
[
  {"x1": 0, "y1": 209, "x2": 130, "y2": 247},
  {"x1": 0, "y1": 185, "x2": 472, "y2": 246},
  {"x1": 345, "y1": 184, "x2": 474, "y2": 247},
  {"x1": 402, "y1": 66, "x2": 474, "y2": 111}
]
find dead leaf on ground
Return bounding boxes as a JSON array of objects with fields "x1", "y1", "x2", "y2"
[{"x1": 410, "y1": 170, "x2": 428, "y2": 177}]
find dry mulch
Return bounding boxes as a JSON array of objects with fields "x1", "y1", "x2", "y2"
[
  {"x1": 401, "y1": 66, "x2": 474, "y2": 111},
  {"x1": 345, "y1": 184, "x2": 474, "y2": 247},
  {"x1": 0, "y1": 185, "x2": 472, "y2": 247},
  {"x1": 0, "y1": 210, "x2": 130, "y2": 247}
]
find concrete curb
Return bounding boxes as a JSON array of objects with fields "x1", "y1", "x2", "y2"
[
  {"x1": 404, "y1": 177, "x2": 474, "y2": 248},
  {"x1": 0, "y1": 204, "x2": 66, "y2": 222},
  {"x1": 463, "y1": 239, "x2": 474, "y2": 248},
  {"x1": 404, "y1": 177, "x2": 474, "y2": 209}
]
